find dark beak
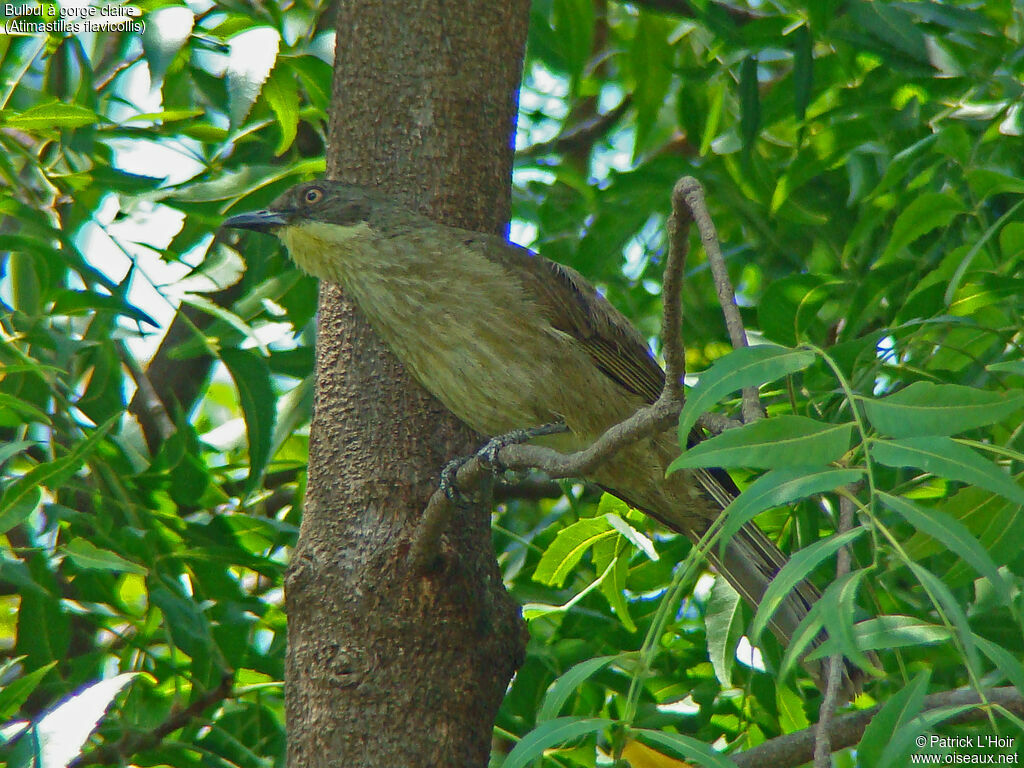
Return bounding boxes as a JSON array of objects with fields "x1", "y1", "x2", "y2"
[{"x1": 222, "y1": 209, "x2": 288, "y2": 233}]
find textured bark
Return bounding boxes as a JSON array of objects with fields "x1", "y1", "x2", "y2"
[{"x1": 284, "y1": 2, "x2": 530, "y2": 767}]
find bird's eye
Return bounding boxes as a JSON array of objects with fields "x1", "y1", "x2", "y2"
[{"x1": 303, "y1": 187, "x2": 324, "y2": 205}]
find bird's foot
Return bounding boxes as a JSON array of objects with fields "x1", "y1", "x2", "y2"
[
  {"x1": 440, "y1": 423, "x2": 568, "y2": 508},
  {"x1": 477, "y1": 422, "x2": 568, "y2": 473}
]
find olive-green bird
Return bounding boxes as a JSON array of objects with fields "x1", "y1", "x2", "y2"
[{"x1": 224, "y1": 180, "x2": 831, "y2": 684}]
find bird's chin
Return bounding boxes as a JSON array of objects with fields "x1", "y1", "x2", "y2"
[{"x1": 278, "y1": 219, "x2": 375, "y2": 283}]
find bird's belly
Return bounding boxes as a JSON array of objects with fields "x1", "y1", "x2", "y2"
[{"x1": 364, "y1": 297, "x2": 636, "y2": 445}]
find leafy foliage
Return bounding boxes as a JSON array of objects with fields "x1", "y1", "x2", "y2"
[{"x1": 1, "y1": 0, "x2": 1023, "y2": 767}]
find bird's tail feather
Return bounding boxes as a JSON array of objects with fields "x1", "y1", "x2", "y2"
[{"x1": 595, "y1": 441, "x2": 863, "y2": 698}]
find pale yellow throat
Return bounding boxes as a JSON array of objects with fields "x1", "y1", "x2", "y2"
[{"x1": 277, "y1": 219, "x2": 374, "y2": 283}]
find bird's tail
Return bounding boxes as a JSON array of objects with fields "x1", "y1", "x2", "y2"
[{"x1": 593, "y1": 440, "x2": 862, "y2": 698}]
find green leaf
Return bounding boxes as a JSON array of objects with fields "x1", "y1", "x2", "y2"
[
  {"x1": 534, "y1": 517, "x2": 613, "y2": 587},
  {"x1": 2, "y1": 102, "x2": 98, "y2": 131},
  {"x1": 705, "y1": 577, "x2": 742, "y2": 688},
  {"x1": 719, "y1": 467, "x2": 863, "y2": 558},
  {"x1": 0, "y1": 393, "x2": 51, "y2": 425},
  {"x1": 141, "y1": 6, "x2": 194, "y2": 86},
  {"x1": 537, "y1": 656, "x2": 619, "y2": 721},
  {"x1": 227, "y1": 27, "x2": 281, "y2": 128},
  {"x1": 750, "y1": 527, "x2": 865, "y2": 642},
  {"x1": 905, "y1": 560, "x2": 981, "y2": 678},
  {"x1": 0, "y1": 662, "x2": 58, "y2": 721},
  {"x1": 890, "y1": 705, "x2": 992, "y2": 765},
  {"x1": 881, "y1": 192, "x2": 965, "y2": 260},
  {"x1": 502, "y1": 717, "x2": 612, "y2": 768},
  {"x1": 807, "y1": 616, "x2": 950, "y2": 658},
  {"x1": 778, "y1": 597, "x2": 827, "y2": 682},
  {"x1": 988, "y1": 361, "x2": 1024, "y2": 375},
  {"x1": 593, "y1": 530, "x2": 637, "y2": 632},
  {"x1": 858, "y1": 669, "x2": 929, "y2": 768},
  {"x1": 552, "y1": 0, "x2": 594, "y2": 86},
  {"x1": 263, "y1": 64, "x2": 299, "y2": 156},
  {"x1": 973, "y1": 635, "x2": 1024, "y2": 692},
  {"x1": 861, "y1": 382, "x2": 1024, "y2": 437},
  {"x1": 870, "y1": 437, "x2": 1024, "y2": 506},
  {"x1": 34, "y1": 673, "x2": 137, "y2": 768},
  {"x1": 0, "y1": 486, "x2": 40, "y2": 535},
  {"x1": 678, "y1": 345, "x2": 815, "y2": 445},
  {"x1": 758, "y1": 274, "x2": 836, "y2": 346},
  {"x1": 604, "y1": 512, "x2": 656, "y2": 561},
  {"x1": 63, "y1": 539, "x2": 148, "y2": 576},
  {"x1": 739, "y1": 55, "x2": 760, "y2": 155},
  {"x1": 791, "y1": 24, "x2": 812, "y2": 122},
  {"x1": 700, "y1": 82, "x2": 726, "y2": 156},
  {"x1": 127, "y1": 108, "x2": 205, "y2": 124},
  {"x1": 905, "y1": 486, "x2": 1023, "y2": 586},
  {"x1": 0, "y1": 415, "x2": 119, "y2": 529},
  {"x1": 632, "y1": 729, "x2": 739, "y2": 768},
  {"x1": 817, "y1": 568, "x2": 877, "y2": 674},
  {"x1": 776, "y1": 682, "x2": 809, "y2": 733},
  {"x1": 220, "y1": 347, "x2": 276, "y2": 495},
  {"x1": 848, "y1": 0, "x2": 929, "y2": 65},
  {"x1": 631, "y1": 13, "x2": 672, "y2": 157},
  {"x1": 967, "y1": 168, "x2": 1024, "y2": 200},
  {"x1": 670, "y1": 416, "x2": 853, "y2": 472},
  {"x1": 879, "y1": 492, "x2": 1010, "y2": 602}
]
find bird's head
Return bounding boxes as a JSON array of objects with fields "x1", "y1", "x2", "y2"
[{"x1": 222, "y1": 180, "x2": 409, "y2": 281}]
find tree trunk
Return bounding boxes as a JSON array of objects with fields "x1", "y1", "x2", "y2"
[{"x1": 284, "y1": 2, "x2": 531, "y2": 766}]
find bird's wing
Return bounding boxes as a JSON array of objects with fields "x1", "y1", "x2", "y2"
[
  {"x1": 474, "y1": 236, "x2": 742, "y2": 502},
  {"x1": 478, "y1": 237, "x2": 667, "y2": 404}
]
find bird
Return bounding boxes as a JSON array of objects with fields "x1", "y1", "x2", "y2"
[{"x1": 223, "y1": 179, "x2": 838, "y2": 690}]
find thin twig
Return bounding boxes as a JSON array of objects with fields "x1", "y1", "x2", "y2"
[
  {"x1": 119, "y1": 341, "x2": 175, "y2": 446},
  {"x1": 76, "y1": 672, "x2": 233, "y2": 767},
  {"x1": 813, "y1": 492, "x2": 856, "y2": 767},
  {"x1": 493, "y1": 477, "x2": 577, "y2": 502},
  {"x1": 517, "y1": 96, "x2": 632, "y2": 159},
  {"x1": 663, "y1": 177, "x2": 694, "y2": 402},
  {"x1": 697, "y1": 411, "x2": 743, "y2": 435},
  {"x1": 679, "y1": 179, "x2": 764, "y2": 424},
  {"x1": 734, "y1": 686, "x2": 1024, "y2": 768}
]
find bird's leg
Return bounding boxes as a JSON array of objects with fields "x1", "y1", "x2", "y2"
[{"x1": 440, "y1": 422, "x2": 568, "y2": 508}]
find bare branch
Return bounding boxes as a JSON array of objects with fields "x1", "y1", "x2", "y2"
[
  {"x1": 119, "y1": 341, "x2": 175, "y2": 446},
  {"x1": 517, "y1": 96, "x2": 632, "y2": 159},
  {"x1": 814, "y1": 492, "x2": 857, "y2": 766},
  {"x1": 663, "y1": 177, "x2": 694, "y2": 402},
  {"x1": 679, "y1": 178, "x2": 764, "y2": 424},
  {"x1": 493, "y1": 476, "x2": 582, "y2": 502},
  {"x1": 697, "y1": 411, "x2": 743, "y2": 435},
  {"x1": 734, "y1": 686, "x2": 1024, "y2": 768}
]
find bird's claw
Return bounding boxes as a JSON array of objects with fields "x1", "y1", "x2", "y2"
[
  {"x1": 439, "y1": 423, "x2": 568, "y2": 507},
  {"x1": 440, "y1": 457, "x2": 475, "y2": 509}
]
